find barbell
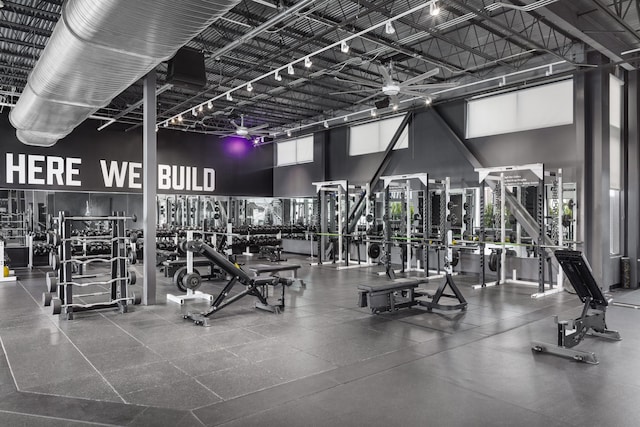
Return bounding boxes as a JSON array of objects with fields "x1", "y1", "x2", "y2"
[
  {"x1": 50, "y1": 293, "x2": 142, "y2": 315},
  {"x1": 45, "y1": 270, "x2": 136, "y2": 293},
  {"x1": 50, "y1": 253, "x2": 134, "y2": 271},
  {"x1": 47, "y1": 232, "x2": 137, "y2": 247}
]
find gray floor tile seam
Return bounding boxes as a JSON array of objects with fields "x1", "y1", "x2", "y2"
[
  {"x1": 16, "y1": 308, "x2": 130, "y2": 403},
  {"x1": 119, "y1": 374, "x2": 224, "y2": 408},
  {"x1": 0, "y1": 408, "x2": 122, "y2": 427}
]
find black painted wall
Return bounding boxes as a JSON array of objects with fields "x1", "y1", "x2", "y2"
[
  {"x1": 0, "y1": 112, "x2": 273, "y2": 196},
  {"x1": 272, "y1": 100, "x2": 579, "y2": 196},
  {"x1": 273, "y1": 131, "x2": 326, "y2": 197}
]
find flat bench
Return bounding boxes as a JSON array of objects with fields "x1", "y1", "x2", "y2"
[
  {"x1": 249, "y1": 263, "x2": 303, "y2": 283},
  {"x1": 358, "y1": 278, "x2": 422, "y2": 314},
  {"x1": 163, "y1": 258, "x2": 219, "y2": 278}
]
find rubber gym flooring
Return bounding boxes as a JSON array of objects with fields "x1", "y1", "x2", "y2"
[{"x1": 1, "y1": 257, "x2": 640, "y2": 426}]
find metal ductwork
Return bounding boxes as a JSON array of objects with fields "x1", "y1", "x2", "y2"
[{"x1": 10, "y1": 0, "x2": 240, "y2": 147}]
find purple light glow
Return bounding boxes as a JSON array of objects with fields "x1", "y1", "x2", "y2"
[{"x1": 223, "y1": 136, "x2": 251, "y2": 158}]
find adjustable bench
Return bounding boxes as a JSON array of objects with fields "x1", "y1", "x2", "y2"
[
  {"x1": 532, "y1": 250, "x2": 621, "y2": 364},
  {"x1": 182, "y1": 241, "x2": 293, "y2": 326}
]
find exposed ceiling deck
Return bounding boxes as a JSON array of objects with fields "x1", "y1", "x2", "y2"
[{"x1": 1, "y1": 0, "x2": 639, "y2": 141}]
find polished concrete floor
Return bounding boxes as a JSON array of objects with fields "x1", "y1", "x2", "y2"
[{"x1": 1, "y1": 256, "x2": 640, "y2": 426}]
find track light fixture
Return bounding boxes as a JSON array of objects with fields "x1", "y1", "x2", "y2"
[
  {"x1": 192, "y1": 108, "x2": 197, "y2": 116},
  {"x1": 275, "y1": 70, "x2": 282, "y2": 81},
  {"x1": 163, "y1": 121, "x2": 168, "y2": 127},
  {"x1": 287, "y1": 64, "x2": 295, "y2": 75},
  {"x1": 371, "y1": 109, "x2": 377, "y2": 117},
  {"x1": 170, "y1": 118, "x2": 176, "y2": 124},
  {"x1": 247, "y1": 82, "x2": 254, "y2": 92},
  {"x1": 207, "y1": 100, "x2": 213, "y2": 109},
  {"x1": 340, "y1": 40, "x2": 349, "y2": 53},
  {"x1": 385, "y1": 21, "x2": 395, "y2": 35},
  {"x1": 430, "y1": 0, "x2": 440, "y2": 16},
  {"x1": 392, "y1": 103, "x2": 398, "y2": 111},
  {"x1": 305, "y1": 56, "x2": 312, "y2": 68},
  {"x1": 287, "y1": 130, "x2": 292, "y2": 137},
  {"x1": 323, "y1": 120, "x2": 329, "y2": 129},
  {"x1": 177, "y1": 114, "x2": 183, "y2": 122},
  {"x1": 226, "y1": 92, "x2": 233, "y2": 101},
  {"x1": 198, "y1": 104, "x2": 204, "y2": 113},
  {"x1": 425, "y1": 97, "x2": 432, "y2": 106},
  {"x1": 155, "y1": 125, "x2": 159, "y2": 132}
]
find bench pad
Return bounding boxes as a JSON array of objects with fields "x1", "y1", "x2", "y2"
[{"x1": 358, "y1": 278, "x2": 421, "y2": 293}]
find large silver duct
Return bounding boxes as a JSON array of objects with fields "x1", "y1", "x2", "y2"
[{"x1": 10, "y1": 0, "x2": 240, "y2": 147}]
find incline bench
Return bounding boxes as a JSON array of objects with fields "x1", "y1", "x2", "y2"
[
  {"x1": 532, "y1": 250, "x2": 621, "y2": 364},
  {"x1": 182, "y1": 241, "x2": 294, "y2": 326},
  {"x1": 358, "y1": 274, "x2": 467, "y2": 314}
]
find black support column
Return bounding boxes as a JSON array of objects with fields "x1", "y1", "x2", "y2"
[{"x1": 577, "y1": 57, "x2": 611, "y2": 287}]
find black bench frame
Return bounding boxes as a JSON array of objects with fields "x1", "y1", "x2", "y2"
[
  {"x1": 182, "y1": 241, "x2": 291, "y2": 326},
  {"x1": 358, "y1": 274, "x2": 467, "y2": 314},
  {"x1": 532, "y1": 250, "x2": 621, "y2": 364}
]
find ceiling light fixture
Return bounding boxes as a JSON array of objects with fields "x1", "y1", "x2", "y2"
[
  {"x1": 340, "y1": 40, "x2": 350, "y2": 53},
  {"x1": 385, "y1": 21, "x2": 395, "y2": 35},
  {"x1": 275, "y1": 70, "x2": 282, "y2": 81},
  {"x1": 170, "y1": 118, "x2": 176, "y2": 124},
  {"x1": 226, "y1": 92, "x2": 233, "y2": 101},
  {"x1": 247, "y1": 82, "x2": 254, "y2": 92},
  {"x1": 287, "y1": 64, "x2": 295, "y2": 75},
  {"x1": 425, "y1": 97, "x2": 432, "y2": 106},
  {"x1": 192, "y1": 108, "x2": 197, "y2": 116},
  {"x1": 198, "y1": 104, "x2": 204, "y2": 113},
  {"x1": 163, "y1": 121, "x2": 168, "y2": 127},
  {"x1": 392, "y1": 104, "x2": 398, "y2": 111},
  {"x1": 371, "y1": 109, "x2": 377, "y2": 117},
  {"x1": 430, "y1": 0, "x2": 441, "y2": 16},
  {"x1": 287, "y1": 130, "x2": 292, "y2": 137},
  {"x1": 305, "y1": 56, "x2": 312, "y2": 68},
  {"x1": 343, "y1": 116, "x2": 348, "y2": 122},
  {"x1": 323, "y1": 120, "x2": 329, "y2": 129},
  {"x1": 207, "y1": 100, "x2": 213, "y2": 109},
  {"x1": 177, "y1": 114, "x2": 183, "y2": 122}
]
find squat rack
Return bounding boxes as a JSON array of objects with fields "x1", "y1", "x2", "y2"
[
  {"x1": 380, "y1": 173, "x2": 451, "y2": 278},
  {"x1": 474, "y1": 163, "x2": 565, "y2": 297}
]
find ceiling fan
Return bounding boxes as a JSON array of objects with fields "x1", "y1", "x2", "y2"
[
  {"x1": 331, "y1": 62, "x2": 458, "y2": 106},
  {"x1": 222, "y1": 114, "x2": 271, "y2": 140}
]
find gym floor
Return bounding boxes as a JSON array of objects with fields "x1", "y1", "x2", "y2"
[{"x1": 1, "y1": 257, "x2": 640, "y2": 426}]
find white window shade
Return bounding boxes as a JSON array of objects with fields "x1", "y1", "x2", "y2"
[
  {"x1": 296, "y1": 135, "x2": 314, "y2": 163},
  {"x1": 276, "y1": 135, "x2": 314, "y2": 166},
  {"x1": 466, "y1": 79, "x2": 574, "y2": 138},
  {"x1": 349, "y1": 115, "x2": 409, "y2": 156}
]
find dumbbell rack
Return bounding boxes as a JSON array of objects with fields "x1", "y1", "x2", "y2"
[
  {"x1": 0, "y1": 239, "x2": 17, "y2": 282},
  {"x1": 44, "y1": 211, "x2": 139, "y2": 320}
]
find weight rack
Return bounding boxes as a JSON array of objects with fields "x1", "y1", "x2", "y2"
[{"x1": 44, "y1": 211, "x2": 140, "y2": 319}]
